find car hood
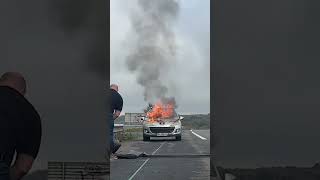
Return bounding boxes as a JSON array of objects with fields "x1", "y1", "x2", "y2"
[{"x1": 143, "y1": 118, "x2": 180, "y2": 126}]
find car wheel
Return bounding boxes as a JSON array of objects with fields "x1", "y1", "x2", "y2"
[
  {"x1": 176, "y1": 135, "x2": 181, "y2": 141},
  {"x1": 143, "y1": 135, "x2": 150, "y2": 141}
]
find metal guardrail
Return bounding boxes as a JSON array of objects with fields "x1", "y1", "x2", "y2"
[
  {"x1": 114, "y1": 124, "x2": 144, "y2": 142},
  {"x1": 48, "y1": 161, "x2": 109, "y2": 180},
  {"x1": 114, "y1": 124, "x2": 124, "y2": 142},
  {"x1": 123, "y1": 124, "x2": 143, "y2": 127}
]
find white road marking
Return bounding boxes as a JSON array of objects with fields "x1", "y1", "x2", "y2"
[
  {"x1": 127, "y1": 159, "x2": 150, "y2": 180},
  {"x1": 190, "y1": 130, "x2": 207, "y2": 140},
  {"x1": 152, "y1": 142, "x2": 165, "y2": 155},
  {"x1": 128, "y1": 142, "x2": 165, "y2": 180}
]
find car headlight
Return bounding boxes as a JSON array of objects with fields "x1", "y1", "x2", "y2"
[
  {"x1": 144, "y1": 129, "x2": 150, "y2": 133},
  {"x1": 175, "y1": 128, "x2": 181, "y2": 133}
]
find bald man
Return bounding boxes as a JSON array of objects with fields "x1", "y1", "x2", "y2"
[
  {"x1": 109, "y1": 84, "x2": 123, "y2": 158},
  {"x1": 0, "y1": 72, "x2": 42, "y2": 180}
]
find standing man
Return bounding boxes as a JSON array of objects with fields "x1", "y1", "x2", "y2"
[
  {"x1": 109, "y1": 84, "x2": 123, "y2": 157},
  {"x1": 0, "y1": 72, "x2": 42, "y2": 180}
]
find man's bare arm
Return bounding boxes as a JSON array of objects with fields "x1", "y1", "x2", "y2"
[
  {"x1": 10, "y1": 153, "x2": 34, "y2": 180},
  {"x1": 113, "y1": 110, "x2": 121, "y2": 120}
]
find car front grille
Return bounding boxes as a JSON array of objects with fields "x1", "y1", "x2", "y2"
[{"x1": 149, "y1": 127, "x2": 175, "y2": 133}]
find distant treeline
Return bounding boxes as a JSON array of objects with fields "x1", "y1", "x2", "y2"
[{"x1": 181, "y1": 114, "x2": 210, "y2": 130}]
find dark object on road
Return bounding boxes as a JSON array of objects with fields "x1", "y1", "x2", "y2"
[
  {"x1": 115, "y1": 150, "x2": 211, "y2": 159},
  {"x1": 142, "y1": 154, "x2": 211, "y2": 158},
  {"x1": 115, "y1": 150, "x2": 146, "y2": 159}
]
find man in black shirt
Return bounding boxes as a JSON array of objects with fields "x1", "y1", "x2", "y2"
[
  {"x1": 109, "y1": 84, "x2": 123, "y2": 156},
  {"x1": 0, "y1": 72, "x2": 42, "y2": 180}
]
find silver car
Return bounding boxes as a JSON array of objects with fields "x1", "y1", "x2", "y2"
[{"x1": 140, "y1": 111, "x2": 183, "y2": 141}]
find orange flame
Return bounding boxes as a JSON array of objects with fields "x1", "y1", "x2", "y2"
[{"x1": 147, "y1": 101, "x2": 175, "y2": 122}]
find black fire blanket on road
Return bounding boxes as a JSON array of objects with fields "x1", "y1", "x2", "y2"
[
  {"x1": 114, "y1": 150, "x2": 145, "y2": 159},
  {"x1": 115, "y1": 150, "x2": 210, "y2": 159}
]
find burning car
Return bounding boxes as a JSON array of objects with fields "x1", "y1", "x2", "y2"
[{"x1": 140, "y1": 101, "x2": 183, "y2": 141}]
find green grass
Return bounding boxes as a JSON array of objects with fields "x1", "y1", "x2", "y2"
[
  {"x1": 123, "y1": 129, "x2": 142, "y2": 141},
  {"x1": 125, "y1": 127, "x2": 143, "y2": 133},
  {"x1": 181, "y1": 114, "x2": 210, "y2": 130}
]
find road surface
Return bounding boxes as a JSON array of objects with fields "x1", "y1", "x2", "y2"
[{"x1": 111, "y1": 130, "x2": 210, "y2": 180}]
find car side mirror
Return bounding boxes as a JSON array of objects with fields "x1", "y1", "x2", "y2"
[
  {"x1": 137, "y1": 115, "x2": 146, "y2": 121},
  {"x1": 179, "y1": 116, "x2": 184, "y2": 120}
]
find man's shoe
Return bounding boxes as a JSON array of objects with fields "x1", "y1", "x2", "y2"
[{"x1": 110, "y1": 153, "x2": 118, "y2": 161}]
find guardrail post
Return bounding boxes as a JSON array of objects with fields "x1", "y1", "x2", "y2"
[{"x1": 114, "y1": 124, "x2": 125, "y2": 142}]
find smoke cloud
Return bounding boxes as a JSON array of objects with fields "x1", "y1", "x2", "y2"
[{"x1": 126, "y1": 0, "x2": 180, "y2": 103}]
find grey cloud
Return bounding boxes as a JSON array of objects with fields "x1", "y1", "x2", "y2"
[
  {"x1": 125, "y1": 0, "x2": 180, "y2": 103},
  {"x1": 111, "y1": 0, "x2": 210, "y2": 114}
]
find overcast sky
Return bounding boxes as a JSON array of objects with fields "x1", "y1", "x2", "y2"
[{"x1": 110, "y1": 0, "x2": 210, "y2": 114}]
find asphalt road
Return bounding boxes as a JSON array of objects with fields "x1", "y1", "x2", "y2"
[{"x1": 111, "y1": 129, "x2": 210, "y2": 180}]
